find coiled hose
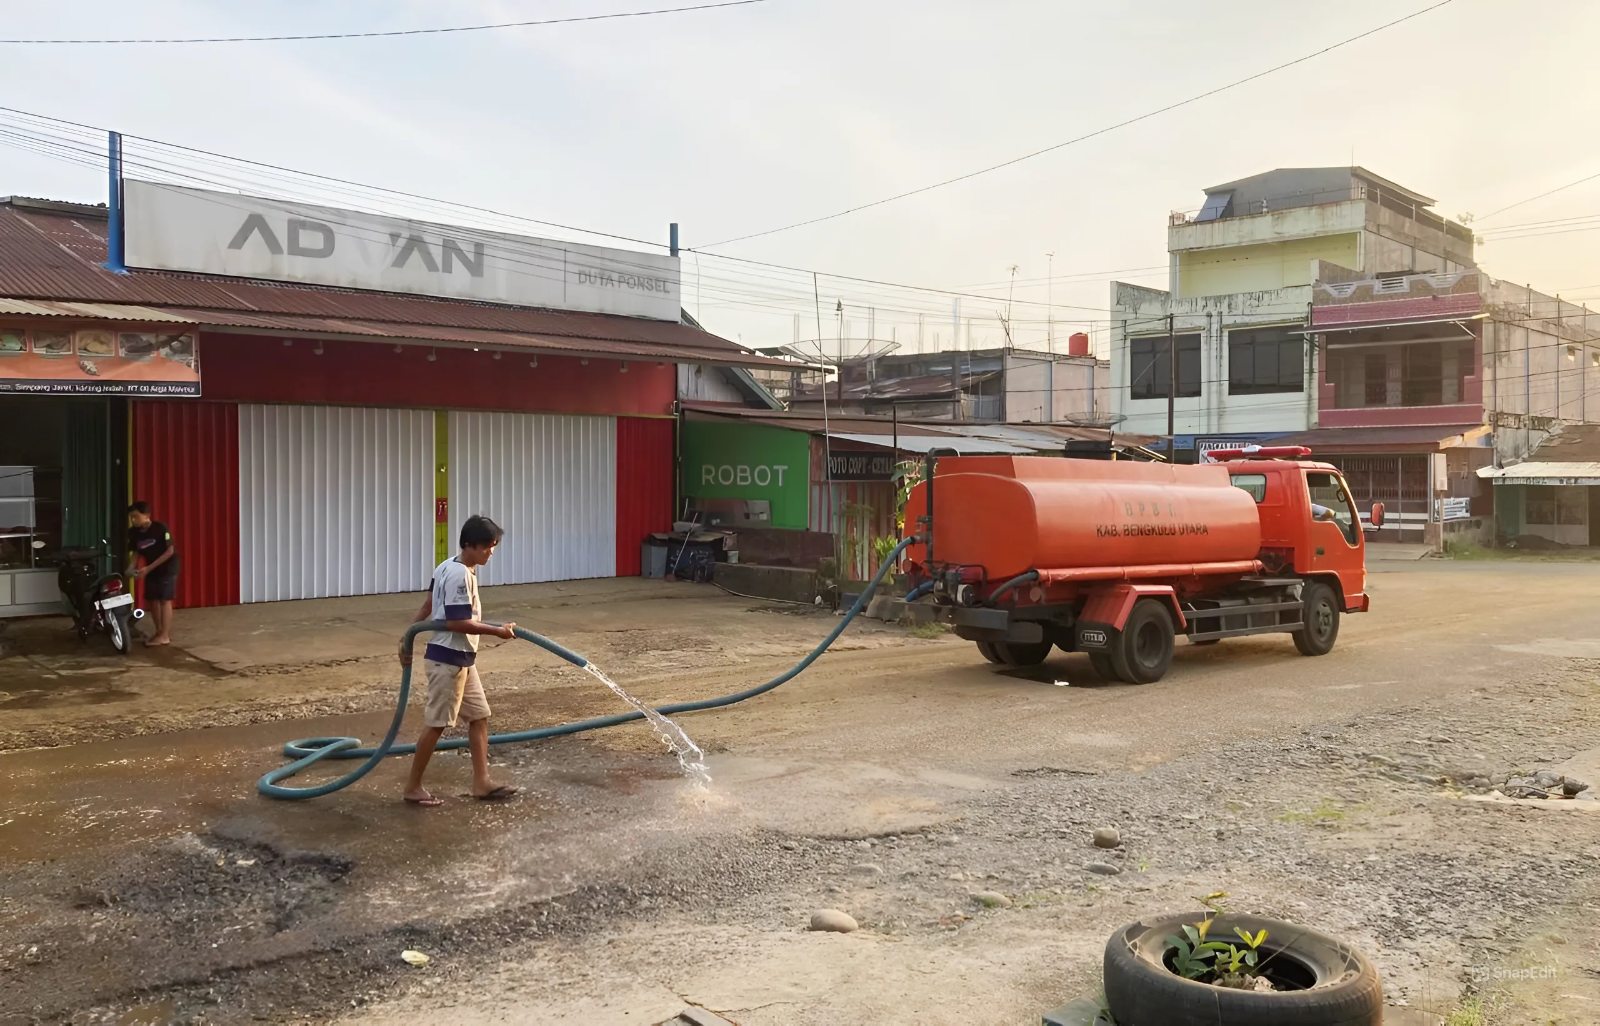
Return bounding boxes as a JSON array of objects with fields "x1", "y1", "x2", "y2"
[{"x1": 257, "y1": 537, "x2": 917, "y2": 799}]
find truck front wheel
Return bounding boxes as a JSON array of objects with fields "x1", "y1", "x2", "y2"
[
  {"x1": 1110, "y1": 600, "x2": 1174, "y2": 684},
  {"x1": 1294, "y1": 581, "x2": 1341, "y2": 657}
]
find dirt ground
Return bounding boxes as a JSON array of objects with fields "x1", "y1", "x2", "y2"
[{"x1": 2, "y1": 562, "x2": 1599, "y2": 1025}]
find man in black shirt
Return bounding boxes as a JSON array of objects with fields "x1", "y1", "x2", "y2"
[{"x1": 127, "y1": 501, "x2": 179, "y2": 646}]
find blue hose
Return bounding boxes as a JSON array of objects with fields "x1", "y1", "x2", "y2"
[
  {"x1": 905, "y1": 580, "x2": 934, "y2": 602},
  {"x1": 257, "y1": 537, "x2": 915, "y2": 800}
]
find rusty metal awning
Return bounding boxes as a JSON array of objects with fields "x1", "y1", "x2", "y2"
[{"x1": 0, "y1": 298, "x2": 196, "y2": 323}]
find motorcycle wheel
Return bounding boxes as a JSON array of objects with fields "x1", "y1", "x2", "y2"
[{"x1": 108, "y1": 608, "x2": 132, "y2": 654}]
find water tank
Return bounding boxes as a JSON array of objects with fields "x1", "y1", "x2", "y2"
[
  {"x1": 908, "y1": 456, "x2": 1261, "y2": 578},
  {"x1": 1067, "y1": 332, "x2": 1090, "y2": 358}
]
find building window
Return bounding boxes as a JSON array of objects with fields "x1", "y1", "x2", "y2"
[
  {"x1": 1129, "y1": 333, "x2": 1201, "y2": 401},
  {"x1": 1227, "y1": 327, "x2": 1303, "y2": 395},
  {"x1": 1363, "y1": 353, "x2": 1388, "y2": 405},
  {"x1": 1525, "y1": 486, "x2": 1555, "y2": 526},
  {"x1": 1401, "y1": 342, "x2": 1443, "y2": 406},
  {"x1": 1230, "y1": 473, "x2": 1268, "y2": 503}
]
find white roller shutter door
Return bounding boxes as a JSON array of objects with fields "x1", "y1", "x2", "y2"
[
  {"x1": 239, "y1": 404, "x2": 434, "y2": 602},
  {"x1": 449, "y1": 412, "x2": 616, "y2": 586}
]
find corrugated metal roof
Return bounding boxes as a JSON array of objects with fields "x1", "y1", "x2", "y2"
[
  {"x1": 829, "y1": 431, "x2": 1038, "y2": 455},
  {"x1": 1522, "y1": 424, "x2": 1600, "y2": 463},
  {"x1": 0, "y1": 202, "x2": 772, "y2": 366},
  {"x1": 1271, "y1": 425, "x2": 1486, "y2": 451},
  {"x1": 678, "y1": 403, "x2": 1156, "y2": 445},
  {"x1": 1478, "y1": 462, "x2": 1600, "y2": 482},
  {"x1": 167, "y1": 309, "x2": 790, "y2": 367},
  {"x1": 0, "y1": 298, "x2": 195, "y2": 322}
]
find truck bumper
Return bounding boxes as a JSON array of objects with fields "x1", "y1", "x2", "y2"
[{"x1": 940, "y1": 604, "x2": 1046, "y2": 644}]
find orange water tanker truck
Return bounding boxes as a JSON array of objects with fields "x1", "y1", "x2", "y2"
[{"x1": 903, "y1": 446, "x2": 1386, "y2": 684}]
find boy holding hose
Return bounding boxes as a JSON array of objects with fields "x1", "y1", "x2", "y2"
[{"x1": 399, "y1": 514, "x2": 520, "y2": 807}]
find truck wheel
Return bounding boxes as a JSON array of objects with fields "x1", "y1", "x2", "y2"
[
  {"x1": 1089, "y1": 652, "x2": 1117, "y2": 680},
  {"x1": 1293, "y1": 582, "x2": 1341, "y2": 657},
  {"x1": 991, "y1": 640, "x2": 1052, "y2": 667},
  {"x1": 976, "y1": 641, "x2": 1003, "y2": 664},
  {"x1": 1110, "y1": 600, "x2": 1174, "y2": 684}
]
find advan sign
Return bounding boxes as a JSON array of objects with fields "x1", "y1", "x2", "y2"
[{"x1": 122, "y1": 181, "x2": 682, "y2": 321}]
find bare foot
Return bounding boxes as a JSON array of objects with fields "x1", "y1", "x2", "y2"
[
  {"x1": 403, "y1": 789, "x2": 445, "y2": 807},
  {"x1": 472, "y1": 784, "x2": 519, "y2": 801},
  {"x1": 148, "y1": 636, "x2": 172, "y2": 647}
]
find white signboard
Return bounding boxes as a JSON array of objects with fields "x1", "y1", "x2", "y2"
[
  {"x1": 123, "y1": 181, "x2": 682, "y2": 322},
  {"x1": 1436, "y1": 496, "x2": 1472, "y2": 522}
]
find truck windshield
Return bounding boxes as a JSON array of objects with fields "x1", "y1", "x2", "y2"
[{"x1": 1306, "y1": 472, "x2": 1359, "y2": 544}]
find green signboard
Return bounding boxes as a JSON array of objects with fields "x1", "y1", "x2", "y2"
[{"x1": 680, "y1": 420, "x2": 810, "y2": 530}]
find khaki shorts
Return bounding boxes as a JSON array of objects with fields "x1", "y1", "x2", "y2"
[{"x1": 423, "y1": 659, "x2": 492, "y2": 728}]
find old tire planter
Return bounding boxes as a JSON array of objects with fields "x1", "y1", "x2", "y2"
[{"x1": 1103, "y1": 912, "x2": 1382, "y2": 1026}]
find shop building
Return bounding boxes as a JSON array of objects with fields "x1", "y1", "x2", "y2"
[
  {"x1": 1479, "y1": 425, "x2": 1600, "y2": 548},
  {"x1": 0, "y1": 188, "x2": 778, "y2": 617}
]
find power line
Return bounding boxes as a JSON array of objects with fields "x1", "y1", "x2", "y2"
[
  {"x1": 1474, "y1": 169, "x2": 1600, "y2": 223},
  {"x1": 701, "y1": 0, "x2": 1458, "y2": 248},
  {"x1": 0, "y1": 1, "x2": 769, "y2": 45},
  {"x1": 0, "y1": 109, "x2": 1139, "y2": 324}
]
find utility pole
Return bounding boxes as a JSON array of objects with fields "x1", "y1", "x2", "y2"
[
  {"x1": 1166, "y1": 313, "x2": 1177, "y2": 458},
  {"x1": 1045, "y1": 252, "x2": 1055, "y2": 354},
  {"x1": 1006, "y1": 265, "x2": 1019, "y2": 347}
]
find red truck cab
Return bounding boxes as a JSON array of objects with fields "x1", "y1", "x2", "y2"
[{"x1": 1210, "y1": 447, "x2": 1377, "y2": 615}]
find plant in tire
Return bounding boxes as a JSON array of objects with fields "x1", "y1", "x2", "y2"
[
  {"x1": 1102, "y1": 901, "x2": 1384, "y2": 1025},
  {"x1": 1168, "y1": 914, "x2": 1272, "y2": 991}
]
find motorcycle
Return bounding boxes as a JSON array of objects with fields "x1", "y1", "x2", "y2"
[{"x1": 41, "y1": 539, "x2": 145, "y2": 655}]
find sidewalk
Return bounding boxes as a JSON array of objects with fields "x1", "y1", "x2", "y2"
[{"x1": 172, "y1": 577, "x2": 689, "y2": 673}]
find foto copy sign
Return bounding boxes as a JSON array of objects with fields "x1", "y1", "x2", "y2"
[{"x1": 122, "y1": 181, "x2": 682, "y2": 321}]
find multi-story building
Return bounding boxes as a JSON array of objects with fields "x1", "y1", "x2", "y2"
[
  {"x1": 1109, "y1": 167, "x2": 1476, "y2": 462},
  {"x1": 1290, "y1": 266, "x2": 1599, "y2": 545}
]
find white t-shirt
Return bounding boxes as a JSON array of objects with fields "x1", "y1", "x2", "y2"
[{"x1": 424, "y1": 557, "x2": 482, "y2": 667}]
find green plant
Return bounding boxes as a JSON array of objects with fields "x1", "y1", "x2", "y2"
[
  {"x1": 1165, "y1": 904, "x2": 1272, "y2": 991},
  {"x1": 892, "y1": 460, "x2": 925, "y2": 536},
  {"x1": 872, "y1": 534, "x2": 900, "y2": 568},
  {"x1": 1443, "y1": 995, "x2": 1487, "y2": 1026},
  {"x1": 906, "y1": 620, "x2": 946, "y2": 639}
]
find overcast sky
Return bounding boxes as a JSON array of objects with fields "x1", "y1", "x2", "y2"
[{"x1": 3, "y1": 0, "x2": 1598, "y2": 357}]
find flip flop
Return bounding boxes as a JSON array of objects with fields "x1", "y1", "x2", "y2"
[
  {"x1": 473, "y1": 785, "x2": 519, "y2": 802},
  {"x1": 404, "y1": 792, "x2": 446, "y2": 807}
]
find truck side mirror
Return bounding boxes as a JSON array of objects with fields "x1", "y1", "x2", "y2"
[{"x1": 1365, "y1": 502, "x2": 1386, "y2": 532}]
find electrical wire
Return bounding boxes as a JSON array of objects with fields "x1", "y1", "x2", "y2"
[
  {"x1": 0, "y1": 110, "x2": 1142, "y2": 325},
  {"x1": 1474, "y1": 169, "x2": 1600, "y2": 223},
  {"x1": 700, "y1": 0, "x2": 1459, "y2": 248},
  {"x1": 0, "y1": 1, "x2": 769, "y2": 45}
]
